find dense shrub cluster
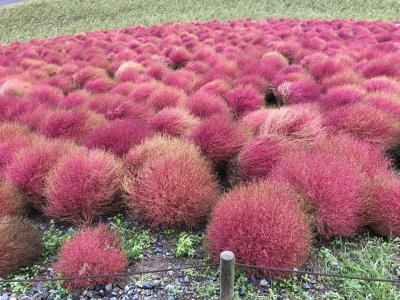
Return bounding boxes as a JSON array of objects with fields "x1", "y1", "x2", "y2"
[
  {"x1": 54, "y1": 225, "x2": 127, "y2": 290},
  {"x1": 206, "y1": 181, "x2": 312, "y2": 276},
  {"x1": 0, "y1": 216, "x2": 42, "y2": 276},
  {"x1": 1, "y1": 18, "x2": 400, "y2": 288}
]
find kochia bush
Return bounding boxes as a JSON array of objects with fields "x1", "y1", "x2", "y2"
[
  {"x1": 54, "y1": 225, "x2": 127, "y2": 290},
  {"x1": 126, "y1": 147, "x2": 219, "y2": 228},
  {"x1": 206, "y1": 180, "x2": 312, "y2": 277},
  {"x1": 0, "y1": 216, "x2": 42, "y2": 276},
  {"x1": 45, "y1": 149, "x2": 123, "y2": 224}
]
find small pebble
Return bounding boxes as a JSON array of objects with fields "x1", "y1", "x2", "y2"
[
  {"x1": 105, "y1": 283, "x2": 113, "y2": 293},
  {"x1": 259, "y1": 279, "x2": 269, "y2": 288}
]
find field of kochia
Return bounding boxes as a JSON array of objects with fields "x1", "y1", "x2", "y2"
[{"x1": 0, "y1": 18, "x2": 399, "y2": 293}]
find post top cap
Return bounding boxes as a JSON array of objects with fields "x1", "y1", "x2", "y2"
[{"x1": 220, "y1": 250, "x2": 235, "y2": 260}]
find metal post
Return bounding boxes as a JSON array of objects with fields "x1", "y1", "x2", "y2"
[{"x1": 220, "y1": 251, "x2": 235, "y2": 300}]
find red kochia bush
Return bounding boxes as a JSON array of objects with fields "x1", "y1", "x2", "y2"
[
  {"x1": 124, "y1": 135, "x2": 192, "y2": 176},
  {"x1": 187, "y1": 90, "x2": 231, "y2": 118},
  {"x1": 0, "y1": 181, "x2": 27, "y2": 217},
  {"x1": 324, "y1": 103, "x2": 400, "y2": 146},
  {"x1": 368, "y1": 173, "x2": 400, "y2": 237},
  {"x1": 233, "y1": 135, "x2": 296, "y2": 182},
  {"x1": 126, "y1": 145, "x2": 219, "y2": 228},
  {"x1": 5, "y1": 139, "x2": 75, "y2": 210},
  {"x1": 241, "y1": 109, "x2": 270, "y2": 135},
  {"x1": 39, "y1": 109, "x2": 89, "y2": 142},
  {"x1": 0, "y1": 122, "x2": 30, "y2": 143},
  {"x1": 0, "y1": 216, "x2": 42, "y2": 276},
  {"x1": 26, "y1": 84, "x2": 64, "y2": 106},
  {"x1": 260, "y1": 104, "x2": 325, "y2": 145},
  {"x1": 225, "y1": 85, "x2": 263, "y2": 118},
  {"x1": 54, "y1": 225, "x2": 127, "y2": 290},
  {"x1": 45, "y1": 149, "x2": 123, "y2": 224},
  {"x1": 189, "y1": 115, "x2": 249, "y2": 165},
  {"x1": 206, "y1": 180, "x2": 312, "y2": 276},
  {"x1": 270, "y1": 148, "x2": 365, "y2": 238},
  {"x1": 84, "y1": 119, "x2": 152, "y2": 156},
  {"x1": 363, "y1": 76, "x2": 400, "y2": 95},
  {"x1": 0, "y1": 135, "x2": 34, "y2": 174},
  {"x1": 319, "y1": 85, "x2": 365, "y2": 109},
  {"x1": 148, "y1": 85, "x2": 187, "y2": 111},
  {"x1": 149, "y1": 108, "x2": 199, "y2": 137},
  {"x1": 276, "y1": 79, "x2": 321, "y2": 104}
]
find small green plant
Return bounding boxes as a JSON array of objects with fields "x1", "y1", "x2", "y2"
[
  {"x1": 0, "y1": 265, "x2": 40, "y2": 294},
  {"x1": 110, "y1": 214, "x2": 152, "y2": 260},
  {"x1": 44, "y1": 281, "x2": 70, "y2": 300},
  {"x1": 42, "y1": 220, "x2": 75, "y2": 258},
  {"x1": 175, "y1": 232, "x2": 202, "y2": 258}
]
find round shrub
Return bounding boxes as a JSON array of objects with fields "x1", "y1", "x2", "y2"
[
  {"x1": 187, "y1": 90, "x2": 231, "y2": 119},
  {"x1": 318, "y1": 134, "x2": 391, "y2": 178},
  {"x1": 368, "y1": 173, "x2": 400, "y2": 237},
  {"x1": 26, "y1": 84, "x2": 64, "y2": 107},
  {"x1": 233, "y1": 135, "x2": 296, "y2": 182},
  {"x1": 363, "y1": 76, "x2": 400, "y2": 95},
  {"x1": 126, "y1": 147, "x2": 219, "y2": 228},
  {"x1": 0, "y1": 135, "x2": 35, "y2": 175},
  {"x1": 84, "y1": 78, "x2": 115, "y2": 94},
  {"x1": 276, "y1": 79, "x2": 321, "y2": 104},
  {"x1": 200, "y1": 79, "x2": 232, "y2": 97},
  {"x1": 0, "y1": 181, "x2": 27, "y2": 217},
  {"x1": 260, "y1": 104, "x2": 326, "y2": 145},
  {"x1": 320, "y1": 70, "x2": 363, "y2": 90},
  {"x1": 270, "y1": 148, "x2": 365, "y2": 238},
  {"x1": 363, "y1": 92, "x2": 400, "y2": 117},
  {"x1": 189, "y1": 115, "x2": 249, "y2": 165},
  {"x1": 241, "y1": 109, "x2": 270, "y2": 135},
  {"x1": 206, "y1": 180, "x2": 312, "y2": 276},
  {"x1": 39, "y1": 109, "x2": 90, "y2": 142},
  {"x1": 84, "y1": 119, "x2": 152, "y2": 156},
  {"x1": 54, "y1": 224, "x2": 127, "y2": 290},
  {"x1": 73, "y1": 66, "x2": 109, "y2": 87},
  {"x1": 324, "y1": 103, "x2": 400, "y2": 146},
  {"x1": 45, "y1": 149, "x2": 123, "y2": 224},
  {"x1": 319, "y1": 85, "x2": 365, "y2": 109},
  {"x1": 0, "y1": 79, "x2": 31, "y2": 98},
  {"x1": 149, "y1": 108, "x2": 199, "y2": 137},
  {"x1": 0, "y1": 216, "x2": 42, "y2": 276},
  {"x1": 124, "y1": 135, "x2": 198, "y2": 176},
  {"x1": 5, "y1": 139, "x2": 75, "y2": 210},
  {"x1": 148, "y1": 85, "x2": 187, "y2": 111},
  {"x1": 58, "y1": 91, "x2": 91, "y2": 109},
  {"x1": 0, "y1": 122, "x2": 30, "y2": 143},
  {"x1": 224, "y1": 85, "x2": 264, "y2": 118}
]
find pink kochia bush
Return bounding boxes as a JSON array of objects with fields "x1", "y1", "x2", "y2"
[
  {"x1": 319, "y1": 85, "x2": 365, "y2": 109},
  {"x1": 125, "y1": 140, "x2": 219, "y2": 228},
  {"x1": 45, "y1": 149, "x2": 123, "y2": 224},
  {"x1": 187, "y1": 90, "x2": 231, "y2": 118},
  {"x1": 232, "y1": 135, "x2": 296, "y2": 182},
  {"x1": 368, "y1": 173, "x2": 400, "y2": 237},
  {"x1": 5, "y1": 139, "x2": 75, "y2": 210},
  {"x1": 189, "y1": 115, "x2": 249, "y2": 165},
  {"x1": 84, "y1": 119, "x2": 152, "y2": 156},
  {"x1": 149, "y1": 108, "x2": 199, "y2": 137},
  {"x1": 270, "y1": 148, "x2": 365, "y2": 238},
  {"x1": 324, "y1": 103, "x2": 400, "y2": 146},
  {"x1": 0, "y1": 181, "x2": 27, "y2": 217},
  {"x1": 206, "y1": 180, "x2": 312, "y2": 277},
  {"x1": 224, "y1": 85, "x2": 263, "y2": 118},
  {"x1": 54, "y1": 225, "x2": 127, "y2": 290},
  {"x1": 260, "y1": 104, "x2": 325, "y2": 145}
]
